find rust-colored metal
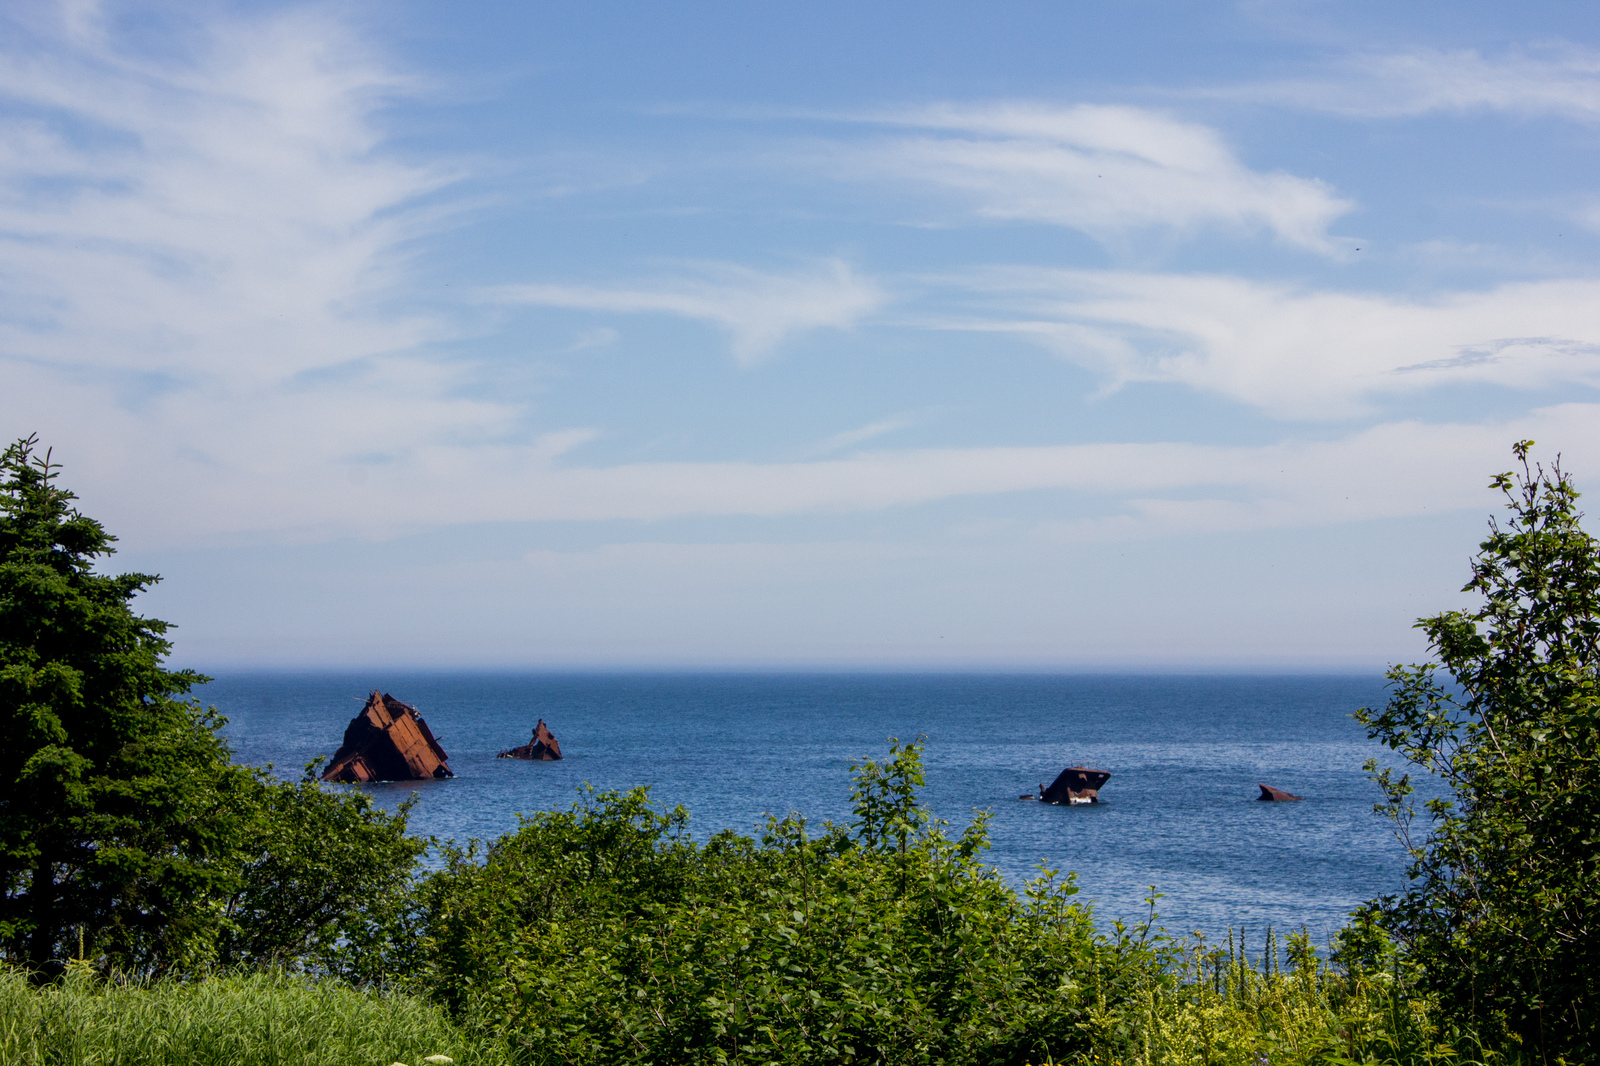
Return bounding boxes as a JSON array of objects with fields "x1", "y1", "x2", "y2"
[
  {"x1": 498, "y1": 718, "x2": 562, "y2": 761},
  {"x1": 1040, "y1": 766, "x2": 1111, "y2": 805},
  {"x1": 1257, "y1": 783, "x2": 1304, "y2": 801},
  {"x1": 321, "y1": 690, "x2": 453, "y2": 783}
]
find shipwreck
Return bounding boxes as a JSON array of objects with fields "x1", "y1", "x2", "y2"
[
  {"x1": 321, "y1": 690, "x2": 453, "y2": 783},
  {"x1": 498, "y1": 718, "x2": 563, "y2": 761},
  {"x1": 1038, "y1": 766, "x2": 1111, "y2": 805}
]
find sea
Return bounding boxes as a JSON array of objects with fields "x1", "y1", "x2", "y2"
[{"x1": 199, "y1": 672, "x2": 1413, "y2": 949}]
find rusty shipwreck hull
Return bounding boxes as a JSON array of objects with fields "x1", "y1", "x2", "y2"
[
  {"x1": 498, "y1": 718, "x2": 563, "y2": 761},
  {"x1": 321, "y1": 690, "x2": 453, "y2": 783},
  {"x1": 1040, "y1": 766, "x2": 1111, "y2": 805}
]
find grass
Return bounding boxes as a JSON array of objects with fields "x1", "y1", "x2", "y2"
[
  {"x1": 1061, "y1": 928, "x2": 1519, "y2": 1066},
  {"x1": 0, "y1": 936, "x2": 1522, "y2": 1066},
  {"x1": 0, "y1": 965, "x2": 513, "y2": 1066}
]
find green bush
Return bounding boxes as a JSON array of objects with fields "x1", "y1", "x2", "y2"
[
  {"x1": 400, "y1": 740, "x2": 1141, "y2": 1066},
  {"x1": 1357, "y1": 443, "x2": 1600, "y2": 1060},
  {"x1": 217, "y1": 765, "x2": 425, "y2": 976},
  {"x1": 377, "y1": 739, "x2": 1506, "y2": 1066}
]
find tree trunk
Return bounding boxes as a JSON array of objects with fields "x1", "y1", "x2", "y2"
[{"x1": 27, "y1": 859, "x2": 58, "y2": 977}]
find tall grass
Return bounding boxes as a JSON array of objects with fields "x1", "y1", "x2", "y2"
[
  {"x1": 0, "y1": 946, "x2": 1520, "y2": 1066},
  {"x1": 0, "y1": 966, "x2": 512, "y2": 1066},
  {"x1": 1072, "y1": 926, "x2": 1520, "y2": 1066}
]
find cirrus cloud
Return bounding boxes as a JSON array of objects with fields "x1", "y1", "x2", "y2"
[
  {"x1": 828, "y1": 103, "x2": 1354, "y2": 253},
  {"x1": 1209, "y1": 46, "x2": 1600, "y2": 121},
  {"x1": 490, "y1": 259, "x2": 885, "y2": 366},
  {"x1": 931, "y1": 269, "x2": 1600, "y2": 419},
  {"x1": 0, "y1": 2, "x2": 540, "y2": 537}
]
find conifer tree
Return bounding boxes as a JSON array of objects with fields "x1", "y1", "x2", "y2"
[{"x1": 0, "y1": 434, "x2": 244, "y2": 973}]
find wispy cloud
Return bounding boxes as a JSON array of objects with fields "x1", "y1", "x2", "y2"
[
  {"x1": 0, "y1": 2, "x2": 549, "y2": 531},
  {"x1": 483, "y1": 409, "x2": 1591, "y2": 531},
  {"x1": 492, "y1": 260, "x2": 884, "y2": 366},
  {"x1": 0, "y1": 5, "x2": 452, "y2": 377},
  {"x1": 89, "y1": 396, "x2": 1600, "y2": 548},
  {"x1": 932, "y1": 269, "x2": 1600, "y2": 418},
  {"x1": 829, "y1": 103, "x2": 1353, "y2": 253},
  {"x1": 807, "y1": 413, "x2": 922, "y2": 455},
  {"x1": 1211, "y1": 46, "x2": 1600, "y2": 121}
]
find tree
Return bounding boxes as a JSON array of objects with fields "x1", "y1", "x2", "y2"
[
  {"x1": 0, "y1": 434, "x2": 246, "y2": 973},
  {"x1": 0, "y1": 435, "x2": 428, "y2": 978},
  {"x1": 1357, "y1": 441, "x2": 1599, "y2": 1060}
]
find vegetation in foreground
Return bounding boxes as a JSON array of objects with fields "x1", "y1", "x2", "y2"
[
  {"x1": 1, "y1": 433, "x2": 1593, "y2": 1064},
  {"x1": 1355, "y1": 443, "x2": 1598, "y2": 1061},
  {"x1": 0, "y1": 901, "x2": 1511, "y2": 1066},
  {"x1": 373, "y1": 759, "x2": 1510, "y2": 1066},
  {"x1": 0, "y1": 966, "x2": 509, "y2": 1066}
]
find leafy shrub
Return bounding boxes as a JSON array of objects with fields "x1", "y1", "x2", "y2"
[
  {"x1": 386, "y1": 739, "x2": 1510, "y2": 1066},
  {"x1": 217, "y1": 765, "x2": 426, "y2": 975},
  {"x1": 400, "y1": 740, "x2": 1152, "y2": 1066},
  {"x1": 1357, "y1": 443, "x2": 1600, "y2": 1060}
]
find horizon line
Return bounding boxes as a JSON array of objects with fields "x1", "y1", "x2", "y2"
[{"x1": 184, "y1": 663, "x2": 1395, "y2": 677}]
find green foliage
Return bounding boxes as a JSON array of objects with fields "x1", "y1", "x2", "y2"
[
  {"x1": 389, "y1": 740, "x2": 1507, "y2": 1066},
  {"x1": 1076, "y1": 924, "x2": 1513, "y2": 1066},
  {"x1": 0, "y1": 964, "x2": 511, "y2": 1065},
  {"x1": 1356, "y1": 442, "x2": 1600, "y2": 1060},
  {"x1": 0, "y1": 435, "x2": 425, "y2": 978},
  {"x1": 0, "y1": 938, "x2": 1507, "y2": 1066},
  {"x1": 849, "y1": 736, "x2": 931, "y2": 854},
  {"x1": 0, "y1": 434, "x2": 243, "y2": 974},
  {"x1": 399, "y1": 739, "x2": 1147, "y2": 1066},
  {"x1": 217, "y1": 762, "x2": 427, "y2": 976}
]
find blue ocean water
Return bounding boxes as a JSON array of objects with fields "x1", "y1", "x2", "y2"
[{"x1": 199, "y1": 673, "x2": 1408, "y2": 946}]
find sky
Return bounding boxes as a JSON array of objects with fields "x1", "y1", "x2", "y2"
[{"x1": 4, "y1": 0, "x2": 1600, "y2": 670}]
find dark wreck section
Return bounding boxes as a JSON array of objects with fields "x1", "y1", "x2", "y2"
[
  {"x1": 321, "y1": 690, "x2": 453, "y2": 783},
  {"x1": 499, "y1": 718, "x2": 563, "y2": 760},
  {"x1": 1040, "y1": 766, "x2": 1111, "y2": 805}
]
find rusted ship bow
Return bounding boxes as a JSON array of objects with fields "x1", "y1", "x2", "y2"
[
  {"x1": 498, "y1": 719, "x2": 563, "y2": 760},
  {"x1": 321, "y1": 690, "x2": 453, "y2": 783},
  {"x1": 1039, "y1": 766, "x2": 1111, "y2": 805}
]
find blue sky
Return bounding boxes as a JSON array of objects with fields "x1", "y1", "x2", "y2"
[{"x1": 4, "y1": 0, "x2": 1600, "y2": 669}]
